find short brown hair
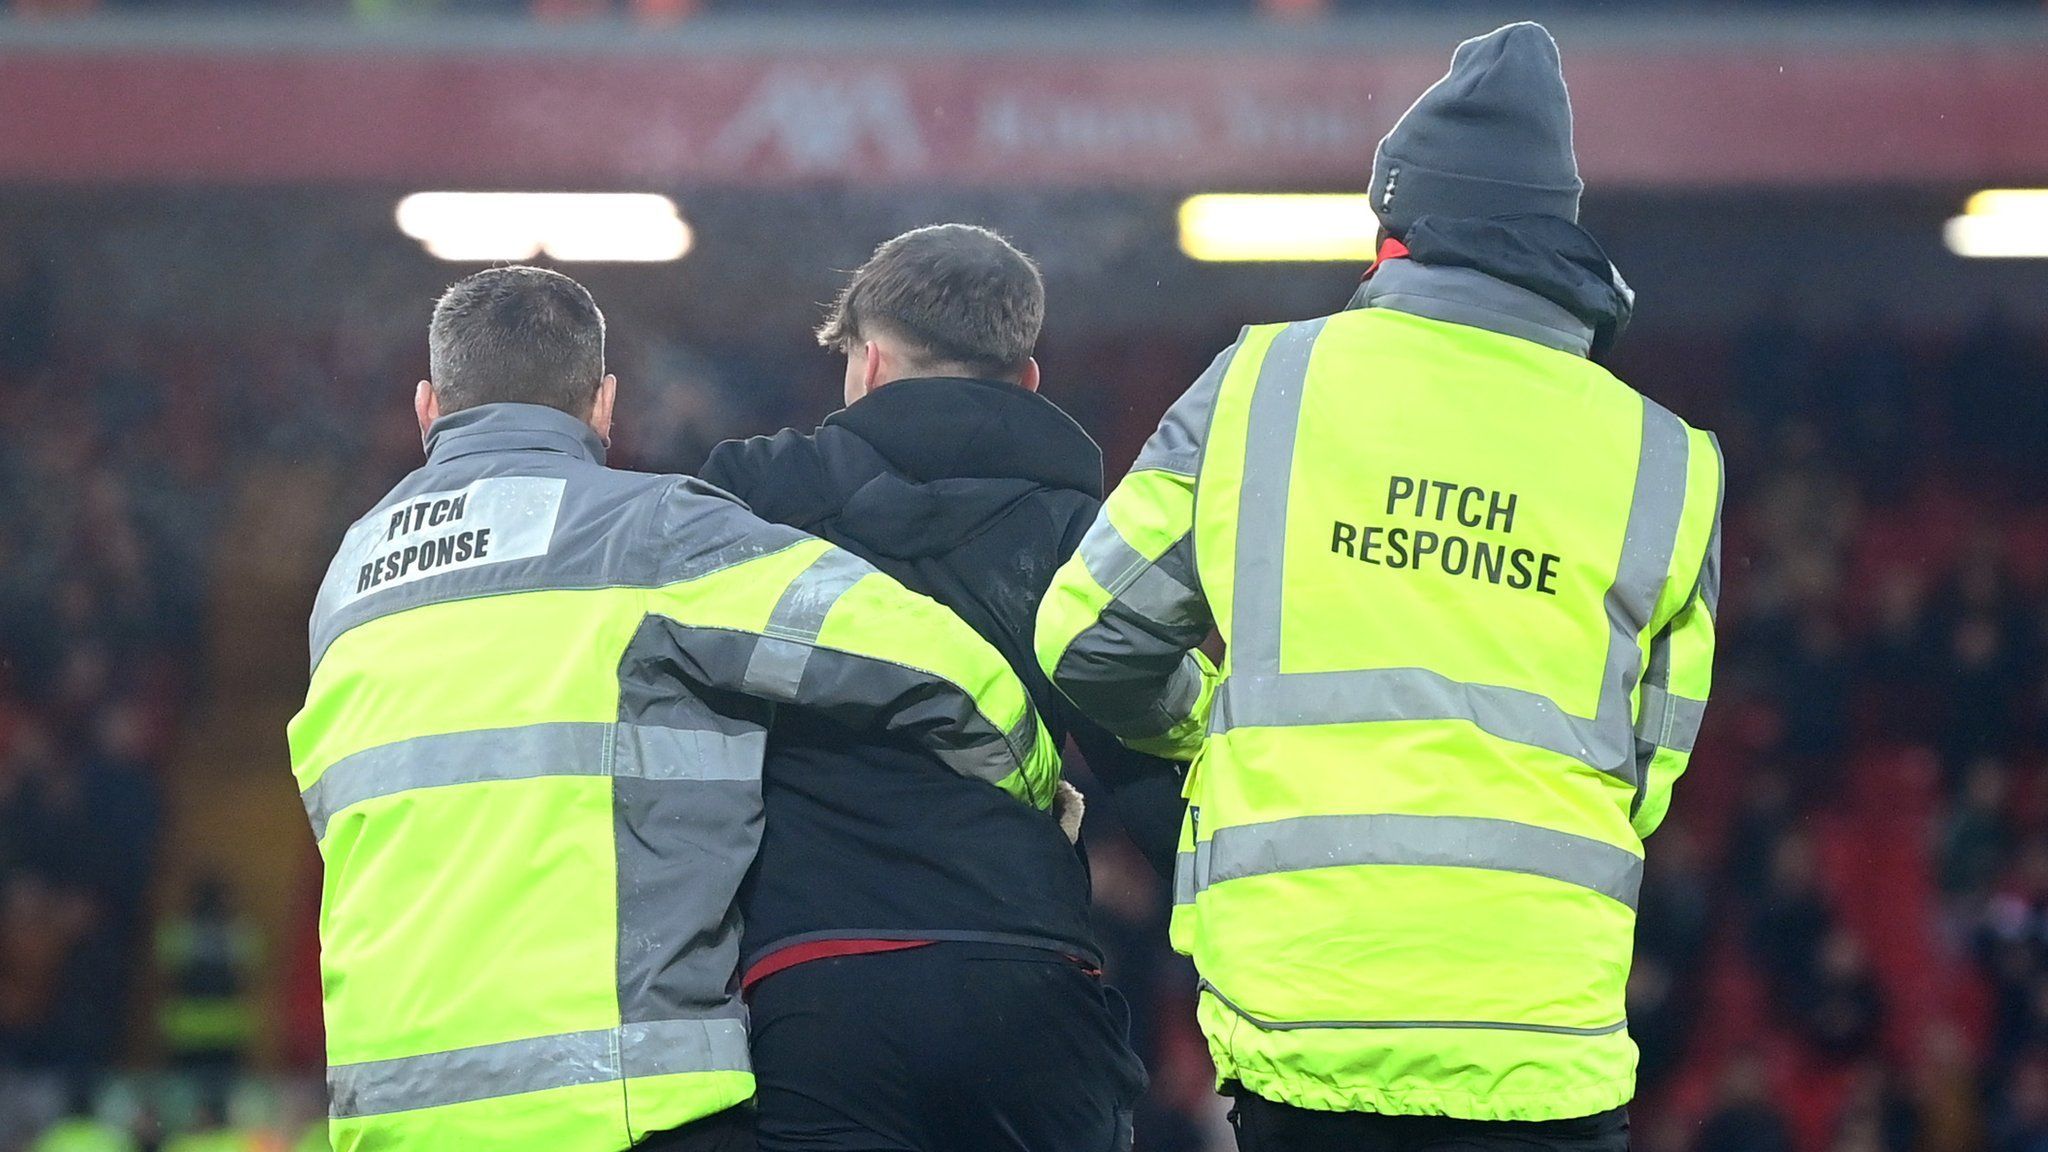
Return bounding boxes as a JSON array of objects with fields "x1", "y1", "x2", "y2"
[
  {"x1": 429, "y1": 266, "x2": 606, "y2": 417},
  {"x1": 817, "y1": 224, "x2": 1044, "y2": 379}
]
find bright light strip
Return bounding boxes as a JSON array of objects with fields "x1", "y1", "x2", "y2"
[
  {"x1": 1946, "y1": 188, "x2": 2048, "y2": 259},
  {"x1": 1178, "y1": 194, "x2": 1379, "y2": 263},
  {"x1": 1945, "y1": 214, "x2": 2048, "y2": 259},
  {"x1": 395, "y1": 193, "x2": 692, "y2": 263},
  {"x1": 1963, "y1": 189, "x2": 2048, "y2": 218}
]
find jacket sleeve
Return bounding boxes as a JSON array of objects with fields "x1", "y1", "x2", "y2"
[
  {"x1": 1631, "y1": 441, "x2": 1723, "y2": 839},
  {"x1": 1035, "y1": 343, "x2": 1237, "y2": 763},
  {"x1": 1070, "y1": 721, "x2": 1185, "y2": 878},
  {"x1": 647, "y1": 482, "x2": 1063, "y2": 809},
  {"x1": 697, "y1": 428, "x2": 833, "y2": 531}
]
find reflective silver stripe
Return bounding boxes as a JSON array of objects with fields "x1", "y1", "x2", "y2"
[
  {"x1": 1636, "y1": 682, "x2": 1706, "y2": 757},
  {"x1": 1173, "y1": 849, "x2": 1197, "y2": 905},
  {"x1": 1209, "y1": 667, "x2": 1608, "y2": 769},
  {"x1": 301, "y1": 722, "x2": 763, "y2": 839},
  {"x1": 1229, "y1": 319, "x2": 1329, "y2": 676},
  {"x1": 327, "y1": 1017, "x2": 749, "y2": 1119},
  {"x1": 1592, "y1": 400, "x2": 1692, "y2": 780},
  {"x1": 743, "y1": 547, "x2": 872, "y2": 698},
  {"x1": 1076, "y1": 519, "x2": 1203, "y2": 631},
  {"x1": 1201, "y1": 980, "x2": 1626, "y2": 1037},
  {"x1": 1193, "y1": 812, "x2": 1643, "y2": 909},
  {"x1": 1699, "y1": 431, "x2": 1726, "y2": 616},
  {"x1": 1156, "y1": 659, "x2": 1206, "y2": 734},
  {"x1": 1213, "y1": 315, "x2": 1695, "y2": 783}
]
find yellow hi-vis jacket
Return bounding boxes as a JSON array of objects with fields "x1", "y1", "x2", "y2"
[
  {"x1": 289, "y1": 403, "x2": 1062, "y2": 1152},
  {"x1": 1038, "y1": 270, "x2": 1722, "y2": 1122}
]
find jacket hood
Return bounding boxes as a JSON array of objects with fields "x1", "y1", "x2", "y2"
[
  {"x1": 824, "y1": 378, "x2": 1103, "y2": 560},
  {"x1": 1374, "y1": 214, "x2": 1635, "y2": 357},
  {"x1": 827, "y1": 378, "x2": 1102, "y2": 493}
]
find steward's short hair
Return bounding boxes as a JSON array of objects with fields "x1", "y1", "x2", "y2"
[
  {"x1": 428, "y1": 266, "x2": 606, "y2": 417},
  {"x1": 817, "y1": 224, "x2": 1044, "y2": 378}
]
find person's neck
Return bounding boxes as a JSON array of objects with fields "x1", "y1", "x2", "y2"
[{"x1": 876, "y1": 365, "x2": 1018, "y2": 390}]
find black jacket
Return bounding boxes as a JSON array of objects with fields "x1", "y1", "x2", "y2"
[{"x1": 701, "y1": 378, "x2": 1185, "y2": 974}]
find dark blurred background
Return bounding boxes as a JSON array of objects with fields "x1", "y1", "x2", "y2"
[{"x1": 3, "y1": 2, "x2": 2048, "y2": 1151}]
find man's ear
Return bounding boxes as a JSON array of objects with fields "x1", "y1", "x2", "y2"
[
  {"x1": 590, "y1": 374, "x2": 618, "y2": 448},
  {"x1": 414, "y1": 381, "x2": 439, "y2": 448},
  {"x1": 861, "y1": 340, "x2": 886, "y2": 397},
  {"x1": 1017, "y1": 357, "x2": 1041, "y2": 394}
]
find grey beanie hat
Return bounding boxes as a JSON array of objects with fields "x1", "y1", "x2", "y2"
[{"x1": 1370, "y1": 22, "x2": 1584, "y2": 236}]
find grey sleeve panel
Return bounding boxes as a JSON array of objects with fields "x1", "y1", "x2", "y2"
[
  {"x1": 646, "y1": 545, "x2": 1038, "y2": 794},
  {"x1": 1057, "y1": 636, "x2": 1207, "y2": 741},
  {"x1": 1698, "y1": 432, "x2": 1725, "y2": 617},
  {"x1": 1053, "y1": 535, "x2": 1211, "y2": 741},
  {"x1": 796, "y1": 642, "x2": 1042, "y2": 792},
  {"x1": 656, "y1": 621, "x2": 1036, "y2": 793},
  {"x1": 1130, "y1": 335, "x2": 1244, "y2": 478},
  {"x1": 1075, "y1": 517, "x2": 1209, "y2": 636}
]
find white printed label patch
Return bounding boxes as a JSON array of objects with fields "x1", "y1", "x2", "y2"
[{"x1": 319, "y1": 475, "x2": 566, "y2": 615}]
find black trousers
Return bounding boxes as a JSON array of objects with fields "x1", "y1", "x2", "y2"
[
  {"x1": 1230, "y1": 1090, "x2": 1629, "y2": 1152},
  {"x1": 751, "y1": 944, "x2": 1147, "y2": 1152},
  {"x1": 638, "y1": 1105, "x2": 756, "y2": 1152}
]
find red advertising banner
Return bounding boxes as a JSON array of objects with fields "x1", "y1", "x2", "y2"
[{"x1": 4, "y1": 38, "x2": 2046, "y2": 188}]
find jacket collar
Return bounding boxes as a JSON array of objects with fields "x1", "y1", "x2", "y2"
[
  {"x1": 1356, "y1": 259, "x2": 1596, "y2": 357},
  {"x1": 426, "y1": 402, "x2": 607, "y2": 467},
  {"x1": 827, "y1": 377, "x2": 1103, "y2": 498},
  {"x1": 1348, "y1": 214, "x2": 1634, "y2": 360}
]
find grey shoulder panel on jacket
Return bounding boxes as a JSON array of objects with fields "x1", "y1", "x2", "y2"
[{"x1": 1130, "y1": 332, "x2": 1247, "y2": 478}]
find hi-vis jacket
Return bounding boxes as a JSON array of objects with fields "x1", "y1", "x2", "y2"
[
  {"x1": 289, "y1": 403, "x2": 1062, "y2": 1152},
  {"x1": 1037, "y1": 258, "x2": 1722, "y2": 1122}
]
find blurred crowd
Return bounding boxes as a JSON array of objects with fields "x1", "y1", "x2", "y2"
[
  {"x1": 3, "y1": 225, "x2": 2048, "y2": 1150},
  {"x1": 1608, "y1": 315, "x2": 2048, "y2": 1152}
]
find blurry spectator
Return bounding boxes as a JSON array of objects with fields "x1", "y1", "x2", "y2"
[
  {"x1": 1829, "y1": 1062, "x2": 1918, "y2": 1152},
  {"x1": 1802, "y1": 932, "x2": 1886, "y2": 1061},
  {"x1": 1930, "y1": 548, "x2": 2028, "y2": 777},
  {"x1": 1726, "y1": 765, "x2": 1799, "y2": 896},
  {"x1": 1748, "y1": 830, "x2": 1833, "y2": 1001},
  {"x1": 0, "y1": 872, "x2": 97, "y2": 1065},
  {"x1": 155, "y1": 877, "x2": 261, "y2": 1083},
  {"x1": 1627, "y1": 957, "x2": 1691, "y2": 1093},
  {"x1": 1995, "y1": 1059, "x2": 2048, "y2": 1152},
  {"x1": 1859, "y1": 570, "x2": 1936, "y2": 742},
  {"x1": 1914, "y1": 1022, "x2": 1986, "y2": 1152},
  {"x1": 1694, "y1": 1054, "x2": 1797, "y2": 1152},
  {"x1": 1940, "y1": 758, "x2": 2014, "y2": 903},
  {"x1": 1634, "y1": 829, "x2": 1712, "y2": 1089},
  {"x1": 1781, "y1": 615, "x2": 1853, "y2": 762},
  {"x1": 1983, "y1": 836, "x2": 2048, "y2": 1073}
]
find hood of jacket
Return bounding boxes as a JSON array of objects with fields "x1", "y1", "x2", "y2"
[
  {"x1": 1351, "y1": 214, "x2": 1635, "y2": 359},
  {"x1": 822, "y1": 377, "x2": 1103, "y2": 561}
]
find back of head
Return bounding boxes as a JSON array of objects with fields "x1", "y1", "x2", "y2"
[
  {"x1": 817, "y1": 224, "x2": 1044, "y2": 380},
  {"x1": 428, "y1": 266, "x2": 607, "y2": 418},
  {"x1": 1370, "y1": 21, "x2": 1583, "y2": 237}
]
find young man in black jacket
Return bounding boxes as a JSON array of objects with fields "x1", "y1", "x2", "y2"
[{"x1": 698, "y1": 224, "x2": 1181, "y2": 1152}]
